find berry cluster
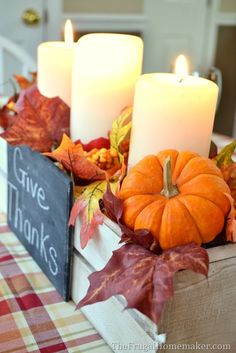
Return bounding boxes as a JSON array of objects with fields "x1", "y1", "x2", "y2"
[
  {"x1": 84, "y1": 140, "x2": 130, "y2": 171},
  {"x1": 85, "y1": 148, "x2": 120, "y2": 170}
]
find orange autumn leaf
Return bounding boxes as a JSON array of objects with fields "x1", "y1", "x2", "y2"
[
  {"x1": 45, "y1": 134, "x2": 106, "y2": 182},
  {"x1": 44, "y1": 134, "x2": 84, "y2": 165},
  {"x1": 14, "y1": 72, "x2": 37, "y2": 91}
]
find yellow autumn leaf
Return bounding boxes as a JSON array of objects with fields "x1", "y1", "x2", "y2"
[
  {"x1": 71, "y1": 181, "x2": 119, "y2": 248},
  {"x1": 215, "y1": 140, "x2": 236, "y2": 167},
  {"x1": 109, "y1": 106, "x2": 132, "y2": 162}
]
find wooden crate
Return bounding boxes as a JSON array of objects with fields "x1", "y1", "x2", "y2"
[
  {"x1": 73, "y1": 217, "x2": 236, "y2": 352},
  {"x1": 1, "y1": 136, "x2": 236, "y2": 352}
]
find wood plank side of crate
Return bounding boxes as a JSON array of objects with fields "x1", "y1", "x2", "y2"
[
  {"x1": 74, "y1": 217, "x2": 121, "y2": 271},
  {"x1": 72, "y1": 251, "x2": 166, "y2": 353},
  {"x1": 158, "y1": 249, "x2": 236, "y2": 352},
  {"x1": 74, "y1": 215, "x2": 236, "y2": 350},
  {"x1": 74, "y1": 215, "x2": 236, "y2": 266}
]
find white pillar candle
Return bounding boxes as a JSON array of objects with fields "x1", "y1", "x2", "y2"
[
  {"x1": 128, "y1": 56, "x2": 218, "y2": 168},
  {"x1": 71, "y1": 33, "x2": 143, "y2": 142},
  {"x1": 37, "y1": 20, "x2": 74, "y2": 106}
]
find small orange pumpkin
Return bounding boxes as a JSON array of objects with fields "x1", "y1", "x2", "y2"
[{"x1": 118, "y1": 149, "x2": 231, "y2": 250}]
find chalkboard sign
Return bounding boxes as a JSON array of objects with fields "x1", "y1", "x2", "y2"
[{"x1": 7, "y1": 144, "x2": 73, "y2": 301}]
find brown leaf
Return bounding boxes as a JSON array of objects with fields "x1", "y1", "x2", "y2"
[
  {"x1": 0, "y1": 85, "x2": 70, "y2": 152},
  {"x1": 209, "y1": 140, "x2": 218, "y2": 159},
  {"x1": 103, "y1": 184, "x2": 160, "y2": 252},
  {"x1": 102, "y1": 183, "x2": 123, "y2": 223},
  {"x1": 77, "y1": 242, "x2": 209, "y2": 323}
]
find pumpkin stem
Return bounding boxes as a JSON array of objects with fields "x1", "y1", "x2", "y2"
[{"x1": 161, "y1": 156, "x2": 179, "y2": 198}]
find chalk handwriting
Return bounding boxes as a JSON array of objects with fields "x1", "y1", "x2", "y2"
[
  {"x1": 13, "y1": 147, "x2": 50, "y2": 211},
  {"x1": 8, "y1": 181, "x2": 58, "y2": 276}
]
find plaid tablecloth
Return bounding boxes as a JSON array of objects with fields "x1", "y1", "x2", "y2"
[{"x1": 0, "y1": 212, "x2": 112, "y2": 353}]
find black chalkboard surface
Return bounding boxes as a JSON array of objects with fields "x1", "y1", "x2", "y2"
[{"x1": 7, "y1": 144, "x2": 73, "y2": 301}]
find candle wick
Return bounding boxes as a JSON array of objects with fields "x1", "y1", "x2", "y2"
[{"x1": 179, "y1": 77, "x2": 183, "y2": 83}]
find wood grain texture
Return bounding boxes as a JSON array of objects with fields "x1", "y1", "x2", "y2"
[{"x1": 159, "y1": 256, "x2": 236, "y2": 352}]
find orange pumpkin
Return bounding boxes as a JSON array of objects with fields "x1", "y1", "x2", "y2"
[{"x1": 118, "y1": 149, "x2": 231, "y2": 250}]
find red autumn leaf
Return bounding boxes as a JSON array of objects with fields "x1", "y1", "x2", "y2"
[
  {"x1": 69, "y1": 181, "x2": 108, "y2": 248},
  {"x1": 103, "y1": 184, "x2": 160, "y2": 252},
  {"x1": 69, "y1": 197, "x2": 104, "y2": 249},
  {"x1": 0, "y1": 96, "x2": 18, "y2": 130},
  {"x1": 102, "y1": 183, "x2": 123, "y2": 223},
  {"x1": 77, "y1": 242, "x2": 209, "y2": 323},
  {"x1": 0, "y1": 108, "x2": 11, "y2": 130},
  {"x1": 0, "y1": 85, "x2": 70, "y2": 152},
  {"x1": 75, "y1": 137, "x2": 110, "y2": 152}
]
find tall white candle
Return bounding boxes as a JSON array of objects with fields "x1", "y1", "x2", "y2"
[
  {"x1": 71, "y1": 33, "x2": 143, "y2": 142},
  {"x1": 37, "y1": 20, "x2": 74, "y2": 106},
  {"x1": 128, "y1": 56, "x2": 218, "y2": 168}
]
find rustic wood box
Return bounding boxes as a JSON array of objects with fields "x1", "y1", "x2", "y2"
[
  {"x1": 1, "y1": 136, "x2": 236, "y2": 352},
  {"x1": 72, "y1": 217, "x2": 236, "y2": 352}
]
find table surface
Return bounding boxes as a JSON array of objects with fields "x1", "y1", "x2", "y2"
[{"x1": 0, "y1": 212, "x2": 112, "y2": 353}]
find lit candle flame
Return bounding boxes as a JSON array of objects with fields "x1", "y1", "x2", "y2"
[
  {"x1": 64, "y1": 19, "x2": 74, "y2": 46},
  {"x1": 174, "y1": 55, "x2": 188, "y2": 81}
]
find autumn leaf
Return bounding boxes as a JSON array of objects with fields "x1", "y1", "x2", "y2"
[
  {"x1": 225, "y1": 193, "x2": 236, "y2": 242},
  {"x1": 45, "y1": 134, "x2": 124, "y2": 183},
  {"x1": 102, "y1": 183, "x2": 123, "y2": 223},
  {"x1": 215, "y1": 140, "x2": 236, "y2": 168},
  {"x1": 77, "y1": 242, "x2": 209, "y2": 323},
  {"x1": 69, "y1": 181, "x2": 119, "y2": 248},
  {"x1": 0, "y1": 85, "x2": 70, "y2": 152},
  {"x1": 44, "y1": 134, "x2": 83, "y2": 165},
  {"x1": 0, "y1": 73, "x2": 37, "y2": 131},
  {"x1": 14, "y1": 72, "x2": 37, "y2": 91},
  {"x1": 209, "y1": 140, "x2": 218, "y2": 159},
  {"x1": 0, "y1": 95, "x2": 18, "y2": 130},
  {"x1": 75, "y1": 137, "x2": 110, "y2": 152},
  {"x1": 64, "y1": 154, "x2": 106, "y2": 183},
  {"x1": 109, "y1": 106, "x2": 132, "y2": 162},
  {"x1": 102, "y1": 184, "x2": 160, "y2": 252},
  {"x1": 214, "y1": 140, "x2": 236, "y2": 210}
]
